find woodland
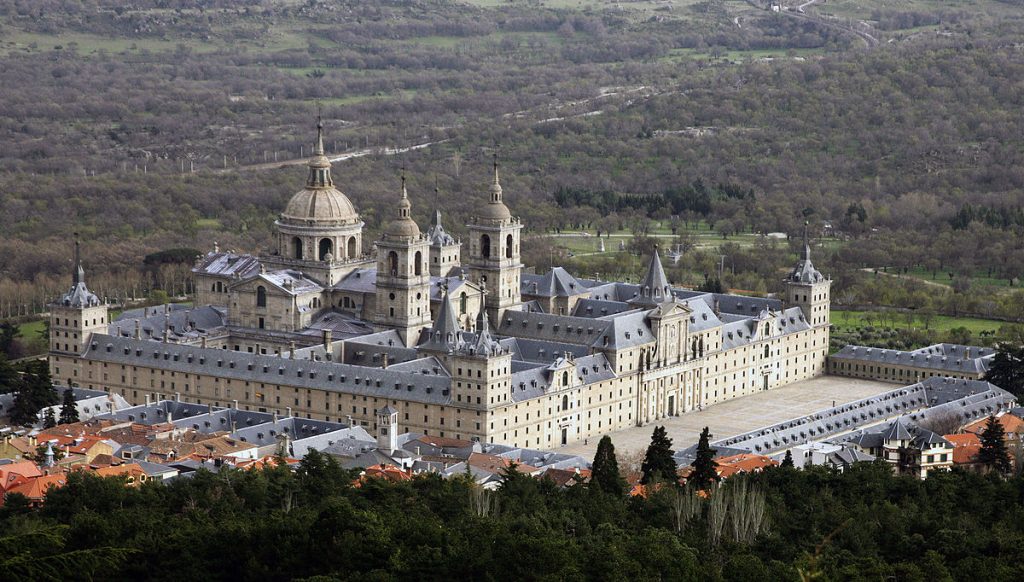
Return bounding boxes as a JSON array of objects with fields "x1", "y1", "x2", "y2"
[
  {"x1": 1, "y1": 0, "x2": 1024, "y2": 346},
  {"x1": 2, "y1": 448, "x2": 1024, "y2": 581}
]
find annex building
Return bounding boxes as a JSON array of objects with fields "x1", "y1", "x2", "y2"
[{"x1": 49, "y1": 121, "x2": 831, "y2": 450}]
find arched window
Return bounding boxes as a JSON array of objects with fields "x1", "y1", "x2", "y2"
[
  {"x1": 211, "y1": 283, "x2": 217, "y2": 292},
  {"x1": 764, "y1": 344, "x2": 770, "y2": 358},
  {"x1": 562, "y1": 394, "x2": 568, "y2": 410},
  {"x1": 319, "y1": 238, "x2": 333, "y2": 261},
  {"x1": 414, "y1": 251, "x2": 422, "y2": 276},
  {"x1": 347, "y1": 237, "x2": 357, "y2": 258},
  {"x1": 256, "y1": 286, "x2": 267, "y2": 308},
  {"x1": 292, "y1": 237, "x2": 303, "y2": 260},
  {"x1": 506, "y1": 234, "x2": 513, "y2": 259},
  {"x1": 459, "y1": 292, "x2": 467, "y2": 315},
  {"x1": 388, "y1": 251, "x2": 398, "y2": 276},
  {"x1": 480, "y1": 234, "x2": 491, "y2": 259},
  {"x1": 562, "y1": 372, "x2": 569, "y2": 387}
]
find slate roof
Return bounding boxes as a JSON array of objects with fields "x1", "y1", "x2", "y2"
[
  {"x1": 630, "y1": 248, "x2": 673, "y2": 307},
  {"x1": 112, "y1": 305, "x2": 227, "y2": 341},
  {"x1": 193, "y1": 251, "x2": 262, "y2": 279},
  {"x1": 521, "y1": 267, "x2": 589, "y2": 298},
  {"x1": 83, "y1": 334, "x2": 454, "y2": 405},
  {"x1": 428, "y1": 210, "x2": 457, "y2": 246},
  {"x1": 831, "y1": 343, "x2": 995, "y2": 374}
]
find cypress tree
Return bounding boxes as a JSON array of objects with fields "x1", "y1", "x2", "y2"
[
  {"x1": 781, "y1": 449, "x2": 795, "y2": 468},
  {"x1": 977, "y1": 415, "x2": 1011, "y2": 475},
  {"x1": 591, "y1": 435, "x2": 627, "y2": 495},
  {"x1": 689, "y1": 426, "x2": 719, "y2": 490},
  {"x1": 59, "y1": 388, "x2": 80, "y2": 425},
  {"x1": 984, "y1": 343, "x2": 1024, "y2": 397},
  {"x1": 640, "y1": 426, "x2": 677, "y2": 485}
]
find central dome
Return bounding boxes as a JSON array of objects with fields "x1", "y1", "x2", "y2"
[{"x1": 282, "y1": 185, "x2": 360, "y2": 224}]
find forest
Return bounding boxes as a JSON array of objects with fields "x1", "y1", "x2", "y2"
[
  {"x1": 1, "y1": 0, "x2": 1023, "y2": 340},
  {"x1": 2, "y1": 449, "x2": 1024, "y2": 581}
]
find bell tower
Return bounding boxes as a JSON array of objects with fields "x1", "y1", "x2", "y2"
[
  {"x1": 374, "y1": 176, "x2": 431, "y2": 346},
  {"x1": 466, "y1": 155, "x2": 523, "y2": 323},
  {"x1": 49, "y1": 235, "x2": 108, "y2": 387},
  {"x1": 785, "y1": 222, "x2": 831, "y2": 328}
]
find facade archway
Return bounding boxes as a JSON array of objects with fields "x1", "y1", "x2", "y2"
[
  {"x1": 480, "y1": 234, "x2": 491, "y2": 259},
  {"x1": 414, "y1": 251, "x2": 422, "y2": 276},
  {"x1": 292, "y1": 237, "x2": 303, "y2": 260},
  {"x1": 388, "y1": 251, "x2": 399, "y2": 275},
  {"x1": 506, "y1": 234, "x2": 513, "y2": 259},
  {"x1": 347, "y1": 237, "x2": 357, "y2": 258}
]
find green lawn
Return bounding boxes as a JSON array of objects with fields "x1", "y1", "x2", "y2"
[
  {"x1": 898, "y1": 266, "x2": 1014, "y2": 288},
  {"x1": 832, "y1": 309, "x2": 1005, "y2": 335}
]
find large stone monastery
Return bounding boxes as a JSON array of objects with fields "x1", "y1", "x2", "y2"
[{"x1": 49, "y1": 121, "x2": 831, "y2": 449}]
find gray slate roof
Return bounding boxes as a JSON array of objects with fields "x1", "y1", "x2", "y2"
[{"x1": 831, "y1": 343, "x2": 995, "y2": 374}]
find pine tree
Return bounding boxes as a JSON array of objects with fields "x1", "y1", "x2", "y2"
[
  {"x1": 59, "y1": 387, "x2": 80, "y2": 425},
  {"x1": 42, "y1": 407, "x2": 57, "y2": 429},
  {"x1": 640, "y1": 426, "x2": 677, "y2": 485},
  {"x1": 689, "y1": 426, "x2": 719, "y2": 490},
  {"x1": 977, "y1": 415, "x2": 1011, "y2": 475},
  {"x1": 781, "y1": 449, "x2": 795, "y2": 468},
  {"x1": 591, "y1": 435, "x2": 627, "y2": 495},
  {"x1": 984, "y1": 343, "x2": 1024, "y2": 398}
]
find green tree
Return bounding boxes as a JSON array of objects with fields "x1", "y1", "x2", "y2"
[
  {"x1": 42, "y1": 407, "x2": 56, "y2": 429},
  {"x1": 0, "y1": 322, "x2": 21, "y2": 358},
  {"x1": 781, "y1": 449, "x2": 794, "y2": 468},
  {"x1": 984, "y1": 343, "x2": 1024, "y2": 397},
  {"x1": 977, "y1": 416, "x2": 1011, "y2": 475},
  {"x1": 9, "y1": 360, "x2": 57, "y2": 426},
  {"x1": 591, "y1": 435, "x2": 627, "y2": 496},
  {"x1": 59, "y1": 388, "x2": 79, "y2": 425},
  {"x1": 689, "y1": 427, "x2": 718, "y2": 490},
  {"x1": 640, "y1": 426, "x2": 677, "y2": 485}
]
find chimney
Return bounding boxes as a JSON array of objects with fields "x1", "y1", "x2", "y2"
[
  {"x1": 134, "y1": 319, "x2": 141, "y2": 339},
  {"x1": 346, "y1": 415, "x2": 353, "y2": 426},
  {"x1": 232, "y1": 399, "x2": 238, "y2": 409},
  {"x1": 286, "y1": 406, "x2": 292, "y2": 418},
  {"x1": 323, "y1": 329, "x2": 332, "y2": 350},
  {"x1": 382, "y1": 353, "x2": 389, "y2": 369},
  {"x1": 289, "y1": 342, "x2": 296, "y2": 359},
  {"x1": 175, "y1": 392, "x2": 181, "y2": 402},
  {"x1": 145, "y1": 394, "x2": 151, "y2": 406},
  {"x1": 273, "y1": 411, "x2": 279, "y2": 423}
]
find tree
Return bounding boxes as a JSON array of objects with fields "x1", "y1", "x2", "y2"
[
  {"x1": 689, "y1": 426, "x2": 718, "y2": 490},
  {"x1": 9, "y1": 360, "x2": 57, "y2": 426},
  {"x1": 591, "y1": 436, "x2": 627, "y2": 496},
  {"x1": 780, "y1": 449, "x2": 794, "y2": 468},
  {"x1": 0, "y1": 322, "x2": 21, "y2": 358},
  {"x1": 59, "y1": 388, "x2": 79, "y2": 425},
  {"x1": 984, "y1": 343, "x2": 1024, "y2": 398},
  {"x1": 42, "y1": 406, "x2": 57, "y2": 429},
  {"x1": 977, "y1": 415, "x2": 1011, "y2": 475},
  {"x1": 640, "y1": 426, "x2": 676, "y2": 485}
]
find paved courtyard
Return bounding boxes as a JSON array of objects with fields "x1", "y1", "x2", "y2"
[{"x1": 557, "y1": 375, "x2": 896, "y2": 458}]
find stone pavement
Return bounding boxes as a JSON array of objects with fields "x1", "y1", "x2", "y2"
[{"x1": 557, "y1": 375, "x2": 896, "y2": 458}]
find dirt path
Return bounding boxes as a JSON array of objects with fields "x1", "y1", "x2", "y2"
[{"x1": 860, "y1": 267, "x2": 951, "y2": 289}]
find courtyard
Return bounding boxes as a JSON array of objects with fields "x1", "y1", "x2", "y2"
[{"x1": 557, "y1": 375, "x2": 896, "y2": 458}]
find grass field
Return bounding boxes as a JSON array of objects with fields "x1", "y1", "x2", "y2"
[
  {"x1": 832, "y1": 309, "x2": 1005, "y2": 335},
  {"x1": 900, "y1": 266, "x2": 1013, "y2": 288}
]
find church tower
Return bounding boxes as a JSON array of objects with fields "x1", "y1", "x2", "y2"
[
  {"x1": 466, "y1": 155, "x2": 523, "y2": 323},
  {"x1": 374, "y1": 176, "x2": 432, "y2": 346},
  {"x1": 785, "y1": 222, "x2": 831, "y2": 328},
  {"x1": 49, "y1": 236, "x2": 108, "y2": 386}
]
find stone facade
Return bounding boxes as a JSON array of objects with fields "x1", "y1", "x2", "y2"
[{"x1": 50, "y1": 122, "x2": 833, "y2": 450}]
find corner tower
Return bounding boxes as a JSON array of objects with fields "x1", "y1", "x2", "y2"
[
  {"x1": 49, "y1": 235, "x2": 108, "y2": 386},
  {"x1": 466, "y1": 155, "x2": 523, "y2": 322},
  {"x1": 785, "y1": 222, "x2": 831, "y2": 327},
  {"x1": 374, "y1": 176, "x2": 432, "y2": 346}
]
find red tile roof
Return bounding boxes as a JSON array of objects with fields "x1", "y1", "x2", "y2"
[{"x1": 944, "y1": 433, "x2": 982, "y2": 465}]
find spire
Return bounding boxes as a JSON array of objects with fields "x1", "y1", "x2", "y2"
[
  {"x1": 490, "y1": 152, "x2": 502, "y2": 203},
  {"x1": 398, "y1": 172, "x2": 411, "y2": 219},
  {"x1": 421, "y1": 284, "x2": 463, "y2": 352},
  {"x1": 472, "y1": 300, "x2": 500, "y2": 356},
  {"x1": 306, "y1": 115, "x2": 332, "y2": 188},
  {"x1": 632, "y1": 246, "x2": 672, "y2": 306},
  {"x1": 802, "y1": 220, "x2": 811, "y2": 262},
  {"x1": 384, "y1": 171, "x2": 420, "y2": 239},
  {"x1": 73, "y1": 232, "x2": 84, "y2": 285}
]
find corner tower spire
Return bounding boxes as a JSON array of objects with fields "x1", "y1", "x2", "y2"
[
  {"x1": 73, "y1": 232, "x2": 84, "y2": 285},
  {"x1": 631, "y1": 246, "x2": 672, "y2": 307}
]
